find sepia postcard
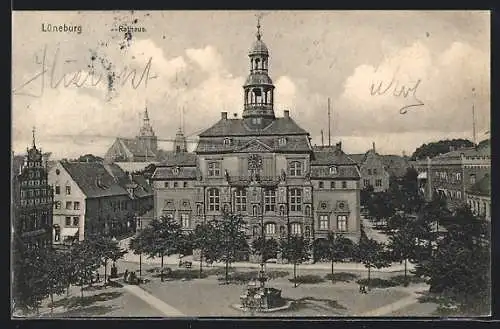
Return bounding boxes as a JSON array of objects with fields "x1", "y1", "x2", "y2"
[{"x1": 11, "y1": 10, "x2": 491, "y2": 318}]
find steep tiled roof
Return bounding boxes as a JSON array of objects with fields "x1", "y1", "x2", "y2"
[
  {"x1": 382, "y1": 155, "x2": 410, "y2": 178},
  {"x1": 60, "y1": 162, "x2": 128, "y2": 198},
  {"x1": 312, "y1": 147, "x2": 358, "y2": 166},
  {"x1": 130, "y1": 174, "x2": 154, "y2": 198},
  {"x1": 310, "y1": 166, "x2": 360, "y2": 179},
  {"x1": 198, "y1": 118, "x2": 308, "y2": 137},
  {"x1": 467, "y1": 174, "x2": 491, "y2": 197},
  {"x1": 196, "y1": 135, "x2": 312, "y2": 153},
  {"x1": 151, "y1": 167, "x2": 198, "y2": 180},
  {"x1": 433, "y1": 145, "x2": 491, "y2": 161},
  {"x1": 346, "y1": 153, "x2": 366, "y2": 165},
  {"x1": 156, "y1": 152, "x2": 197, "y2": 167},
  {"x1": 118, "y1": 138, "x2": 157, "y2": 158}
]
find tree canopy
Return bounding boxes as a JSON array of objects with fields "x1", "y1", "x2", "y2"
[{"x1": 410, "y1": 139, "x2": 474, "y2": 160}]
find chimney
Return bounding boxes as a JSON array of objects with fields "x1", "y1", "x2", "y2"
[
  {"x1": 284, "y1": 110, "x2": 290, "y2": 119},
  {"x1": 372, "y1": 142, "x2": 376, "y2": 153},
  {"x1": 336, "y1": 141, "x2": 342, "y2": 151},
  {"x1": 221, "y1": 112, "x2": 228, "y2": 120}
]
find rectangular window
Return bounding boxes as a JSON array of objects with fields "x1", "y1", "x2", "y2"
[
  {"x1": 65, "y1": 201, "x2": 72, "y2": 210},
  {"x1": 73, "y1": 217, "x2": 79, "y2": 226},
  {"x1": 375, "y1": 179, "x2": 382, "y2": 187},
  {"x1": 66, "y1": 186, "x2": 71, "y2": 195},
  {"x1": 74, "y1": 201, "x2": 80, "y2": 210},
  {"x1": 181, "y1": 214, "x2": 190, "y2": 228},
  {"x1": 65, "y1": 217, "x2": 71, "y2": 226},
  {"x1": 208, "y1": 162, "x2": 221, "y2": 177},
  {"x1": 319, "y1": 181, "x2": 324, "y2": 189},
  {"x1": 264, "y1": 189, "x2": 276, "y2": 212},
  {"x1": 342, "y1": 181, "x2": 347, "y2": 189},
  {"x1": 164, "y1": 182, "x2": 169, "y2": 188},
  {"x1": 173, "y1": 182, "x2": 178, "y2": 188},
  {"x1": 54, "y1": 201, "x2": 61, "y2": 209},
  {"x1": 363, "y1": 179, "x2": 370, "y2": 187},
  {"x1": 319, "y1": 215, "x2": 329, "y2": 230},
  {"x1": 289, "y1": 189, "x2": 302, "y2": 212},
  {"x1": 330, "y1": 181, "x2": 336, "y2": 189},
  {"x1": 235, "y1": 189, "x2": 247, "y2": 212},
  {"x1": 337, "y1": 215, "x2": 347, "y2": 232},
  {"x1": 55, "y1": 185, "x2": 60, "y2": 195},
  {"x1": 183, "y1": 182, "x2": 188, "y2": 188},
  {"x1": 367, "y1": 169, "x2": 372, "y2": 175},
  {"x1": 373, "y1": 169, "x2": 378, "y2": 175},
  {"x1": 289, "y1": 161, "x2": 302, "y2": 177},
  {"x1": 208, "y1": 188, "x2": 220, "y2": 211}
]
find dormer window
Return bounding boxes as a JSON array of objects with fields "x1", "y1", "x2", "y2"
[
  {"x1": 278, "y1": 137, "x2": 287, "y2": 146},
  {"x1": 172, "y1": 167, "x2": 180, "y2": 176},
  {"x1": 223, "y1": 138, "x2": 232, "y2": 146},
  {"x1": 329, "y1": 166, "x2": 337, "y2": 175}
]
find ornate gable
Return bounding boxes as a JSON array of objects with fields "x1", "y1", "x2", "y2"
[{"x1": 235, "y1": 139, "x2": 273, "y2": 153}]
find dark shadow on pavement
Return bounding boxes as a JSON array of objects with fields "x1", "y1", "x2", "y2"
[
  {"x1": 48, "y1": 291, "x2": 123, "y2": 310},
  {"x1": 44, "y1": 305, "x2": 116, "y2": 317},
  {"x1": 284, "y1": 296, "x2": 348, "y2": 314}
]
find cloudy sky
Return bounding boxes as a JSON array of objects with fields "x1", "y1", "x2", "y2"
[{"x1": 12, "y1": 10, "x2": 490, "y2": 159}]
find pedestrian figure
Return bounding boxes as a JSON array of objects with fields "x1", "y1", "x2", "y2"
[
  {"x1": 359, "y1": 285, "x2": 367, "y2": 294},
  {"x1": 96, "y1": 272, "x2": 100, "y2": 283},
  {"x1": 124, "y1": 269, "x2": 129, "y2": 283}
]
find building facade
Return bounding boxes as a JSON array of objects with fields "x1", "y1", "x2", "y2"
[
  {"x1": 414, "y1": 144, "x2": 491, "y2": 211},
  {"x1": 466, "y1": 174, "x2": 490, "y2": 221},
  {"x1": 151, "y1": 22, "x2": 361, "y2": 254},
  {"x1": 349, "y1": 143, "x2": 409, "y2": 192},
  {"x1": 12, "y1": 135, "x2": 53, "y2": 249},
  {"x1": 48, "y1": 161, "x2": 153, "y2": 243}
]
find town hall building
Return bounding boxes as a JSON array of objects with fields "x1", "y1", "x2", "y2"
[{"x1": 151, "y1": 21, "x2": 362, "y2": 254}]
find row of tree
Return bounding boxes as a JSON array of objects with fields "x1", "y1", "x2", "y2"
[{"x1": 12, "y1": 234, "x2": 126, "y2": 315}]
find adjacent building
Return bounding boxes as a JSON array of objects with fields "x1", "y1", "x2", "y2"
[
  {"x1": 151, "y1": 22, "x2": 361, "y2": 256},
  {"x1": 414, "y1": 143, "x2": 491, "y2": 212},
  {"x1": 11, "y1": 134, "x2": 53, "y2": 249},
  {"x1": 48, "y1": 161, "x2": 153, "y2": 243},
  {"x1": 349, "y1": 143, "x2": 410, "y2": 192},
  {"x1": 466, "y1": 173, "x2": 490, "y2": 221}
]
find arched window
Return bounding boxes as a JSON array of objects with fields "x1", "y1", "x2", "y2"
[
  {"x1": 208, "y1": 188, "x2": 220, "y2": 211},
  {"x1": 252, "y1": 205, "x2": 258, "y2": 217},
  {"x1": 305, "y1": 205, "x2": 311, "y2": 217},
  {"x1": 255, "y1": 58, "x2": 261, "y2": 70},
  {"x1": 235, "y1": 189, "x2": 247, "y2": 212},
  {"x1": 279, "y1": 205, "x2": 286, "y2": 216},
  {"x1": 265, "y1": 223, "x2": 276, "y2": 235},
  {"x1": 289, "y1": 188, "x2": 302, "y2": 212},
  {"x1": 291, "y1": 223, "x2": 302, "y2": 235},
  {"x1": 289, "y1": 161, "x2": 302, "y2": 176}
]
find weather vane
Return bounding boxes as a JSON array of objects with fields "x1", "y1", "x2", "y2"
[{"x1": 255, "y1": 12, "x2": 267, "y2": 40}]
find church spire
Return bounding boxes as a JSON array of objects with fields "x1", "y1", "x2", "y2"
[{"x1": 256, "y1": 15, "x2": 262, "y2": 40}]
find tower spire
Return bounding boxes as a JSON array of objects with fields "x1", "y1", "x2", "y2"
[
  {"x1": 32, "y1": 126, "x2": 36, "y2": 148},
  {"x1": 256, "y1": 13, "x2": 262, "y2": 40}
]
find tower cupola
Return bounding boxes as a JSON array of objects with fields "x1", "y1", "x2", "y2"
[{"x1": 242, "y1": 17, "x2": 275, "y2": 127}]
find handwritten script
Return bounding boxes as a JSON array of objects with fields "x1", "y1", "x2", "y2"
[
  {"x1": 370, "y1": 71, "x2": 424, "y2": 114},
  {"x1": 12, "y1": 45, "x2": 157, "y2": 98}
]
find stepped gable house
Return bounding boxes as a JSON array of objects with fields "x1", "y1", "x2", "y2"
[
  {"x1": 151, "y1": 21, "x2": 361, "y2": 249},
  {"x1": 12, "y1": 131, "x2": 54, "y2": 249}
]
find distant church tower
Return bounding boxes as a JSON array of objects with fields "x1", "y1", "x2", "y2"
[
  {"x1": 173, "y1": 127, "x2": 188, "y2": 153},
  {"x1": 242, "y1": 18, "x2": 276, "y2": 130},
  {"x1": 137, "y1": 107, "x2": 158, "y2": 155}
]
